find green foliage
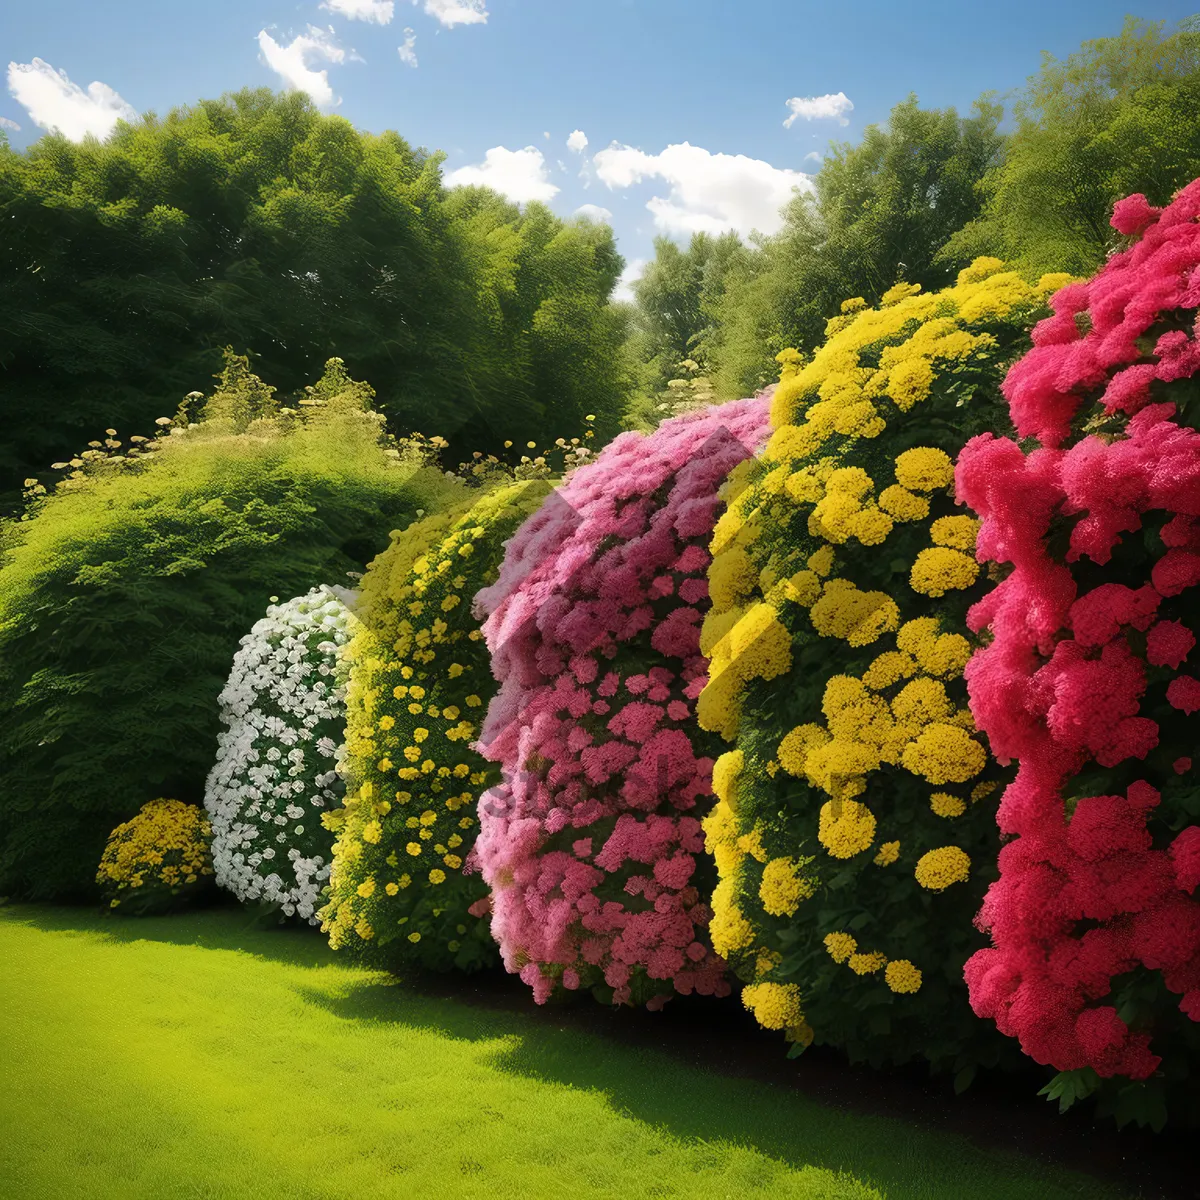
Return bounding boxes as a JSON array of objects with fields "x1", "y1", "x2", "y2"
[
  {"x1": 938, "y1": 16, "x2": 1200, "y2": 277},
  {"x1": 322, "y1": 479, "x2": 552, "y2": 971},
  {"x1": 624, "y1": 232, "x2": 749, "y2": 413},
  {"x1": 707, "y1": 97, "x2": 1004, "y2": 397},
  {"x1": 439, "y1": 187, "x2": 633, "y2": 451},
  {"x1": 0, "y1": 352, "x2": 458, "y2": 901},
  {"x1": 0, "y1": 89, "x2": 632, "y2": 505},
  {"x1": 624, "y1": 358, "x2": 721, "y2": 432}
]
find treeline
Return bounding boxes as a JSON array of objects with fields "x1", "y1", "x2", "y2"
[
  {"x1": 3, "y1": 16, "x2": 1199, "y2": 500},
  {"x1": 624, "y1": 15, "x2": 1200, "y2": 416},
  {"x1": 0, "y1": 89, "x2": 632, "y2": 506}
]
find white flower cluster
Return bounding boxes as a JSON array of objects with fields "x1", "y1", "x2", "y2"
[{"x1": 205, "y1": 585, "x2": 357, "y2": 922}]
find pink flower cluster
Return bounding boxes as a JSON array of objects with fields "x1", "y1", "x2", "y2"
[
  {"x1": 957, "y1": 181, "x2": 1200, "y2": 1079},
  {"x1": 471, "y1": 399, "x2": 769, "y2": 1006},
  {"x1": 1003, "y1": 178, "x2": 1200, "y2": 448}
]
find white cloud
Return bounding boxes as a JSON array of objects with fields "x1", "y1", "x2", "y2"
[
  {"x1": 543, "y1": 131, "x2": 550, "y2": 140},
  {"x1": 613, "y1": 258, "x2": 647, "y2": 305},
  {"x1": 567, "y1": 129, "x2": 588, "y2": 153},
  {"x1": 257, "y1": 26, "x2": 347, "y2": 110},
  {"x1": 804, "y1": 150, "x2": 822, "y2": 164},
  {"x1": 6, "y1": 58, "x2": 136, "y2": 141},
  {"x1": 783, "y1": 91, "x2": 853, "y2": 128},
  {"x1": 444, "y1": 146, "x2": 559, "y2": 204},
  {"x1": 418, "y1": 0, "x2": 488, "y2": 27},
  {"x1": 0, "y1": 115, "x2": 20, "y2": 131},
  {"x1": 574, "y1": 203, "x2": 612, "y2": 224},
  {"x1": 593, "y1": 141, "x2": 811, "y2": 240},
  {"x1": 398, "y1": 28, "x2": 418, "y2": 67},
  {"x1": 322, "y1": 0, "x2": 394, "y2": 22}
]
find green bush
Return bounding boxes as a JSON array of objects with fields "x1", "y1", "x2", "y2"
[{"x1": 0, "y1": 352, "x2": 458, "y2": 901}]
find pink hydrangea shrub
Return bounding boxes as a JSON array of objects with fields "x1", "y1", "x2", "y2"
[
  {"x1": 958, "y1": 180, "x2": 1200, "y2": 1081},
  {"x1": 471, "y1": 399, "x2": 769, "y2": 1006}
]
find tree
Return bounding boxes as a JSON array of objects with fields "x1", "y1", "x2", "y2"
[
  {"x1": 623, "y1": 231, "x2": 749, "y2": 421},
  {"x1": 0, "y1": 89, "x2": 632, "y2": 507},
  {"x1": 938, "y1": 16, "x2": 1200, "y2": 277},
  {"x1": 707, "y1": 97, "x2": 1005, "y2": 397}
]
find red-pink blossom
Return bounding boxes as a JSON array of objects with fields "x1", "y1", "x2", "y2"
[{"x1": 960, "y1": 181, "x2": 1200, "y2": 1081}]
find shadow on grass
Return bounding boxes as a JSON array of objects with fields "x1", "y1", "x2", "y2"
[
  {"x1": 0, "y1": 898, "x2": 342, "y2": 970},
  {"x1": 290, "y1": 974, "x2": 1123, "y2": 1200},
  {"x1": 4, "y1": 902, "x2": 1188, "y2": 1200}
]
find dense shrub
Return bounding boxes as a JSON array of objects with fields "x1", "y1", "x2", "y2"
[
  {"x1": 696, "y1": 261, "x2": 1070, "y2": 1071},
  {"x1": 474, "y1": 399, "x2": 769, "y2": 1007},
  {"x1": 321, "y1": 481, "x2": 551, "y2": 971},
  {"x1": 97, "y1": 799, "x2": 215, "y2": 915},
  {"x1": 959, "y1": 180, "x2": 1200, "y2": 1128},
  {"x1": 0, "y1": 354, "x2": 455, "y2": 901},
  {"x1": 205, "y1": 586, "x2": 356, "y2": 923}
]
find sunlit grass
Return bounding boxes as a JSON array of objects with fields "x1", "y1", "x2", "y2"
[{"x1": 0, "y1": 905, "x2": 1128, "y2": 1200}]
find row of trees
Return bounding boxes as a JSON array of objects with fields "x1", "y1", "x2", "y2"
[
  {"x1": 0, "y1": 90, "x2": 632, "y2": 509},
  {"x1": 625, "y1": 15, "x2": 1200, "y2": 405},
  {"x1": 3, "y1": 17, "x2": 1199, "y2": 503}
]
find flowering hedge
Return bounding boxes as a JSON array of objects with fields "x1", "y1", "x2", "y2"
[
  {"x1": 959, "y1": 180, "x2": 1200, "y2": 1123},
  {"x1": 696, "y1": 261, "x2": 1071, "y2": 1069},
  {"x1": 474, "y1": 399, "x2": 769, "y2": 1007},
  {"x1": 205, "y1": 586, "x2": 356, "y2": 923},
  {"x1": 97, "y1": 799, "x2": 215, "y2": 915},
  {"x1": 320, "y1": 481, "x2": 551, "y2": 971}
]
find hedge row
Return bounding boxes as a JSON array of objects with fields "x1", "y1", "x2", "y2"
[{"x1": 4, "y1": 183, "x2": 1200, "y2": 1131}]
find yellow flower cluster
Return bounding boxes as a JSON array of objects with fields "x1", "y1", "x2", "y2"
[
  {"x1": 703, "y1": 750, "x2": 817, "y2": 957},
  {"x1": 321, "y1": 481, "x2": 551, "y2": 966},
  {"x1": 703, "y1": 435, "x2": 978, "y2": 742},
  {"x1": 704, "y1": 752, "x2": 763, "y2": 958},
  {"x1": 767, "y1": 262, "x2": 1067, "y2": 432},
  {"x1": 914, "y1": 845, "x2": 972, "y2": 891},
  {"x1": 760, "y1": 854, "x2": 817, "y2": 916},
  {"x1": 742, "y1": 981, "x2": 807, "y2": 1031},
  {"x1": 769, "y1": 620, "x2": 985, "y2": 860},
  {"x1": 817, "y1": 798, "x2": 877, "y2": 858},
  {"x1": 694, "y1": 259, "x2": 1064, "y2": 1044},
  {"x1": 823, "y1": 932, "x2": 924, "y2": 994},
  {"x1": 97, "y1": 799, "x2": 214, "y2": 908}
]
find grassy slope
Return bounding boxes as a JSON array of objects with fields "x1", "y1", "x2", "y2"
[{"x1": 0, "y1": 905, "x2": 1130, "y2": 1200}]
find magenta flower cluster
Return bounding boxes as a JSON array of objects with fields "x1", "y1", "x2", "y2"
[
  {"x1": 471, "y1": 399, "x2": 770, "y2": 1006},
  {"x1": 957, "y1": 180, "x2": 1200, "y2": 1079}
]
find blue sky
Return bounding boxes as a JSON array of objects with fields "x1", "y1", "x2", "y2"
[{"x1": 2, "y1": 0, "x2": 1196, "y2": 296}]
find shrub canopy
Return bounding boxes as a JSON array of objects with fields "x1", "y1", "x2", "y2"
[
  {"x1": 0, "y1": 353, "x2": 455, "y2": 900},
  {"x1": 475, "y1": 398, "x2": 769, "y2": 1007},
  {"x1": 322, "y1": 480, "x2": 552, "y2": 972}
]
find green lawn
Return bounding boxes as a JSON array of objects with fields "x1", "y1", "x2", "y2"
[{"x1": 0, "y1": 904, "x2": 1133, "y2": 1200}]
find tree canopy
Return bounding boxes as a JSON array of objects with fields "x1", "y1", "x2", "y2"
[
  {"x1": 0, "y1": 89, "x2": 630, "y2": 505},
  {"x1": 692, "y1": 96, "x2": 1005, "y2": 397},
  {"x1": 938, "y1": 15, "x2": 1200, "y2": 276}
]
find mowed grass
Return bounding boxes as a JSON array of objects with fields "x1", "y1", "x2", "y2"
[{"x1": 0, "y1": 905, "x2": 1130, "y2": 1200}]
